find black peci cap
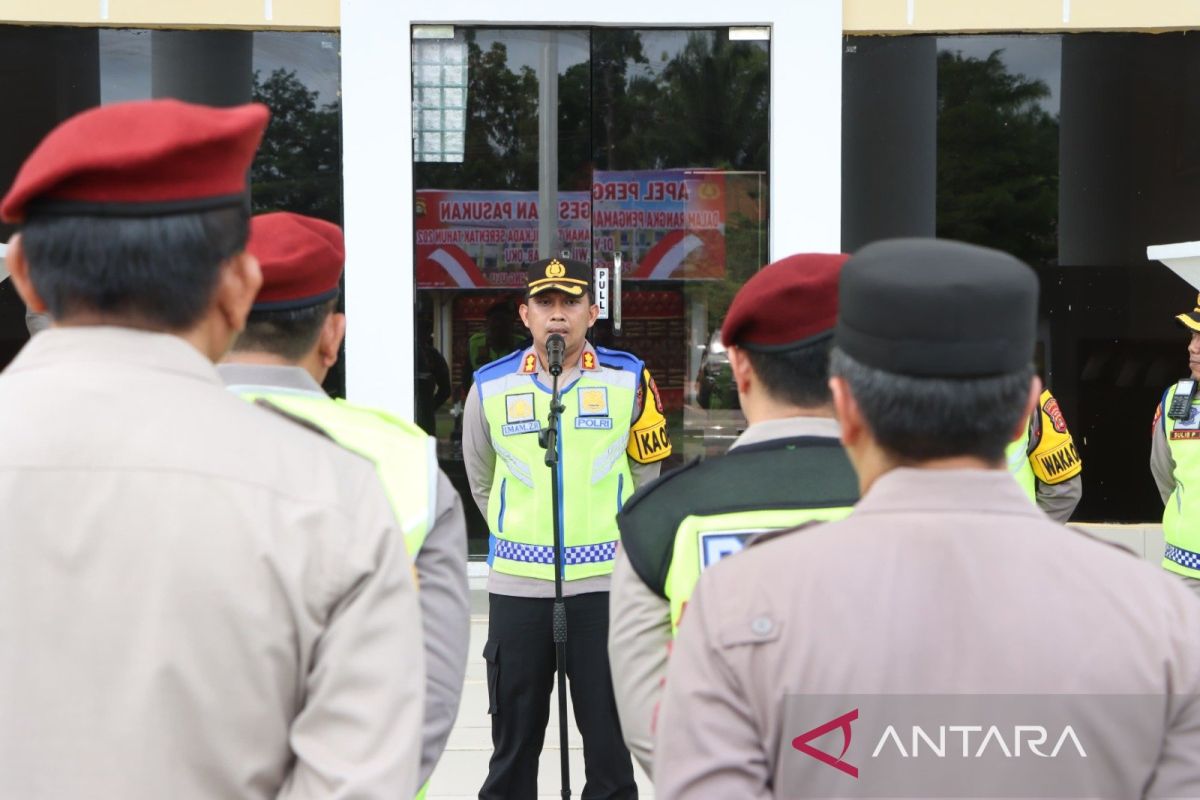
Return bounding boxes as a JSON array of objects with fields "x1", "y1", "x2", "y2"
[{"x1": 834, "y1": 238, "x2": 1038, "y2": 378}]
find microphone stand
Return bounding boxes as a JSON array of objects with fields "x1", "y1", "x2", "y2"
[{"x1": 538, "y1": 345, "x2": 571, "y2": 800}]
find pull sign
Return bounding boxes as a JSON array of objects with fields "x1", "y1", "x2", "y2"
[{"x1": 594, "y1": 266, "x2": 610, "y2": 320}]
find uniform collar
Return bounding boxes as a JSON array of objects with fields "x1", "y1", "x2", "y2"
[
  {"x1": 4, "y1": 326, "x2": 222, "y2": 386},
  {"x1": 854, "y1": 466, "x2": 1041, "y2": 518},
  {"x1": 731, "y1": 416, "x2": 842, "y2": 449},
  {"x1": 514, "y1": 341, "x2": 601, "y2": 384},
  {"x1": 216, "y1": 363, "x2": 327, "y2": 397}
]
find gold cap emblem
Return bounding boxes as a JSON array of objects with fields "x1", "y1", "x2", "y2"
[{"x1": 546, "y1": 259, "x2": 566, "y2": 279}]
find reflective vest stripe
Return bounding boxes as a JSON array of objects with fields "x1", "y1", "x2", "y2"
[
  {"x1": 1162, "y1": 383, "x2": 1200, "y2": 579},
  {"x1": 1006, "y1": 430, "x2": 1036, "y2": 502},
  {"x1": 493, "y1": 539, "x2": 619, "y2": 565}
]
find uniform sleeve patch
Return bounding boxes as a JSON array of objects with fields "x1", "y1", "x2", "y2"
[
  {"x1": 629, "y1": 418, "x2": 672, "y2": 463},
  {"x1": 627, "y1": 367, "x2": 672, "y2": 464},
  {"x1": 1029, "y1": 392, "x2": 1081, "y2": 484},
  {"x1": 1043, "y1": 396, "x2": 1067, "y2": 433},
  {"x1": 1030, "y1": 440, "x2": 1082, "y2": 484},
  {"x1": 647, "y1": 371, "x2": 665, "y2": 413}
]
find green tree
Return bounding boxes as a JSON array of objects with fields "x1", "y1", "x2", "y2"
[
  {"x1": 655, "y1": 33, "x2": 769, "y2": 171},
  {"x1": 936, "y1": 49, "x2": 1059, "y2": 266},
  {"x1": 251, "y1": 68, "x2": 342, "y2": 223}
]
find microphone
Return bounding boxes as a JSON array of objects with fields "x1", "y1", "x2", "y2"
[{"x1": 546, "y1": 334, "x2": 566, "y2": 377}]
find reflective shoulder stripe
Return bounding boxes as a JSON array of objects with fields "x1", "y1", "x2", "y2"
[
  {"x1": 475, "y1": 348, "x2": 526, "y2": 385},
  {"x1": 594, "y1": 346, "x2": 644, "y2": 377}
]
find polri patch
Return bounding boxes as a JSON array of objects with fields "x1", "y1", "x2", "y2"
[
  {"x1": 506, "y1": 392, "x2": 535, "y2": 424},
  {"x1": 575, "y1": 417, "x2": 613, "y2": 430}
]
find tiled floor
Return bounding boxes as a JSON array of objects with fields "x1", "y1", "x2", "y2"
[{"x1": 425, "y1": 610, "x2": 654, "y2": 799}]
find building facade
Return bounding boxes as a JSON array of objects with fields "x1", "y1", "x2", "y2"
[{"x1": 0, "y1": 1, "x2": 1194, "y2": 557}]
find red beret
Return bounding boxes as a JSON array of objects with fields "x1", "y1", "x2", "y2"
[
  {"x1": 1, "y1": 99, "x2": 269, "y2": 223},
  {"x1": 248, "y1": 212, "x2": 344, "y2": 311},
  {"x1": 721, "y1": 253, "x2": 848, "y2": 350}
]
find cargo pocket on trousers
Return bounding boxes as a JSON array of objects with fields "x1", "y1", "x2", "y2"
[{"x1": 483, "y1": 638, "x2": 500, "y2": 715}]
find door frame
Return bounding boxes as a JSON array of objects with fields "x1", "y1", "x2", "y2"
[{"x1": 340, "y1": 0, "x2": 844, "y2": 416}]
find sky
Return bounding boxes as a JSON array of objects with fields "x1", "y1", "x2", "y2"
[
  {"x1": 98, "y1": 28, "x2": 340, "y2": 106},
  {"x1": 937, "y1": 34, "x2": 1062, "y2": 115}
]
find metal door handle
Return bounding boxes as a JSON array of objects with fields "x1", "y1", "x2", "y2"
[{"x1": 613, "y1": 251, "x2": 622, "y2": 334}]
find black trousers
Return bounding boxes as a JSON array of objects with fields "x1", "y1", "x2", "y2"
[{"x1": 479, "y1": 591, "x2": 637, "y2": 800}]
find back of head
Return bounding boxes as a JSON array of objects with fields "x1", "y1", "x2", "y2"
[
  {"x1": 830, "y1": 238, "x2": 1038, "y2": 463},
  {"x1": 231, "y1": 211, "x2": 345, "y2": 360},
  {"x1": 2, "y1": 99, "x2": 269, "y2": 331},
  {"x1": 720, "y1": 252, "x2": 847, "y2": 407}
]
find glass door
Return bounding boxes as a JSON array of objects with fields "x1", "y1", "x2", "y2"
[{"x1": 411, "y1": 26, "x2": 771, "y2": 553}]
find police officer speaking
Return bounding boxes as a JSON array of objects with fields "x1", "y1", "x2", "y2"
[
  {"x1": 218, "y1": 211, "x2": 470, "y2": 799},
  {"x1": 608, "y1": 253, "x2": 859, "y2": 777},
  {"x1": 463, "y1": 256, "x2": 672, "y2": 799},
  {"x1": 655, "y1": 239, "x2": 1200, "y2": 799},
  {"x1": 0, "y1": 100, "x2": 425, "y2": 798}
]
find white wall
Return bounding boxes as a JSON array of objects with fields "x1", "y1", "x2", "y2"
[{"x1": 341, "y1": 0, "x2": 844, "y2": 416}]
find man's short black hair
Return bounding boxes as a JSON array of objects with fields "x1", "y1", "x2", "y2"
[
  {"x1": 830, "y1": 347, "x2": 1033, "y2": 463},
  {"x1": 232, "y1": 296, "x2": 339, "y2": 361},
  {"x1": 743, "y1": 337, "x2": 834, "y2": 408},
  {"x1": 19, "y1": 207, "x2": 248, "y2": 331}
]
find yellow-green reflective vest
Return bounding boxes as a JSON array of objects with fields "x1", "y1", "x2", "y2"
[
  {"x1": 239, "y1": 391, "x2": 436, "y2": 559},
  {"x1": 476, "y1": 349, "x2": 642, "y2": 582},
  {"x1": 1160, "y1": 382, "x2": 1200, "y2": 579},
  {"x1": 1006, "y1": 428, "x2": 1036, "y2": 502},
  {"x1": 618, "y1": 436, "x2": 859, "y2": 633},
  {"x1": 237, "y1": 390, "x2": 435, "y2": 800}
]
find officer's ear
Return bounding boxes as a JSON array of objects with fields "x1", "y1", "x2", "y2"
[
  {"x1": 829, "y1": 375, "x2": 865, "y2": 448},
  {"x1": 318, "y1": 310, "x2": 346, "y2": 369},
  {"x1": 213, "y1": 250, "x2": 262, "y2": 334},
  {"x1": 726, "y1": 345, "x2": 753, "y2": 397},
  {"x1": 5, "y1": 235, "x2": 49, "y2": 314}
]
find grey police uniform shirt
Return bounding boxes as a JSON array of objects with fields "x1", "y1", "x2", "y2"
[
  {"x1": 655, "y1": 467, "x2": 1200, "y2": 800},
  {"x1": 218, "y1": 362, "x2": 470, "y2": 787},
  {"x1": 462, "y1": 342, "x2": 661, "y2": 597},
  {"x1": 609, "y1": 415, "x2": 843, "y2": 778},
  {"x1": 1152, "y1": 401, "x2": 1178, "y2": 505},
  {"x1": 0, "y1": 327, "x2": 425, "y2": 800},
  {"x1": 1035, "y1": 471, "x2": 1081, "y2": 522}
]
